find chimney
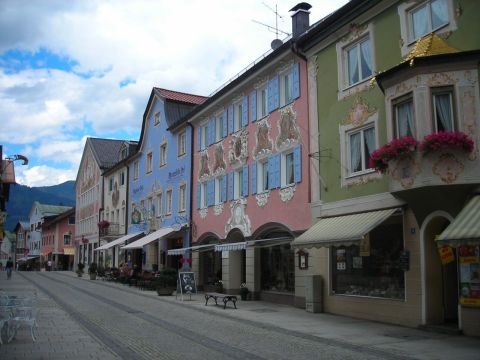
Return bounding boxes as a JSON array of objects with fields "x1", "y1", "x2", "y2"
[{"x1": 290, "y1": 2, "x2": 312, "y2": 38}]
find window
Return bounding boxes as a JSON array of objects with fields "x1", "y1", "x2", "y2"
[
  {"x1": 345, "y1": 37, "x2": 372, "y2": 87},
  {"x1": 393, "y1": 95, "x2": 415, "y2": 138},
  {"x1": 260, "y1": 243, "x2": 294, "y2": 292},
  {"x1": 154, "y1": 111, "x2": 160, "y2": 125},
  {"x1": 280, "y1": 70, "x2": 294, "y2": 106},
  {"x1": 120, "y1": 171, "x2": 125, "y2": 186},
  {"x1": 109, "y1": 177, "x2": 113, "y2": 192},
  {"x1": 120, "y1": 146, "x2": 127, "y2": 160},
  {"x1": 348, "y1": 126, "x2": 375, "y2": 175},
  {"x1": 165, "y1": 189, "x2": 172, "y2": 215},
  {"x1": 140, "y1": 200, "x2": 145, "y2": 221},
  {"x1": 200, "y1": 182, "x2": 207, "y2": 208},
  {"x1": 68, "y1": 216, "x2": 75, "y2": 225},
  {"x1": 257, "y1": 85, "x2": 268, "y2": 119},
  {"x1": 215, "y1": 114, "x2": 223, "y2": 142},
  {"x1": 179, "y1": 184, "x2": 186, "y2": 212},
  {"x1": 409, "y1": 0, "x2": 449, "y2": 41},
  {"x1": 234, "y1": 101, "x2": 242, "y2": 132},
  {"x1": 159, "y1": 143, "x2": 167, "y2": 167},
  {"x1": 282, "y1": 151, "x2": 295, "y2": 187},
  {"x1": 200, "y1": 124, "x2": 208, "y2": 150},
  {"x1": 146, "y1": 151, "x2": 153, "y2": 173},
  {"x1": 178, "y1": 131, "x2": 187, "y2": 157},
  {"x1": 331, "y1": 214, "x2": 405, "y2": 300},
  {"x1": 156, "y1": 193, "x2": 163, "y2": 217},
  {"x1": 133, "y1": 160, "x2": 139, "y2": 180},
  {"x1": 432, "y1": 87, "x2": 455, "y2": 132},
  {"x1": 147, "y1": 197, "x2": 152, "y2": 219},
  {"x1": 234, "y1": 168, "x2": 247, "y2": 199},
  {"x1": 257, "y1": 161, "x2": 269, "y2": 193},
  {"x1": 214, "y1": 177, "x2": 223, "y2": 204}
]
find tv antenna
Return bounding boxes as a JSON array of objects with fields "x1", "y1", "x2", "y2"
[{"x1": 252, "y1": 3, "x2": 290, "y2": 50}]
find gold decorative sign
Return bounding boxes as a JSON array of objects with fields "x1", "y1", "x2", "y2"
[{"x1": 359, "y1": 234, "x2": 370, "y2": 257}]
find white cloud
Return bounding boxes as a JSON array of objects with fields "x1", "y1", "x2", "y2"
[
  {"x1": 1, "y1": 0, "x2": 348, "y2": 186},
  {"x1": 14, "y1": 164, "x2": 78, "y2": 187}
]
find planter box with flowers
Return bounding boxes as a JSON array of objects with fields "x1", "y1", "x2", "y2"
[
  {"x1": 369, "y1": 136, "x2": 418, "y2": 174},
  {"x1": 419, "y1": 131, "x2": 474, "y2": 156},
  {"x1": 98, "y1": 220, "x2": 110, "y2": 236}
]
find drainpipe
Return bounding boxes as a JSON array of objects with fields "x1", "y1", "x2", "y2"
[{"x1": 186, "y1": 122, "x2": 195, "y2": 271}]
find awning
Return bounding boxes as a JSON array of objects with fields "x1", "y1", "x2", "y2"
[
  {"x1": 292, "y1": 208, "x2": 398, "y2": 248},
  {"x1": 17, "y1": 255, "x2": 40, "y2": 262},
  {"x1": 95, "y1": 232, "x2": 144, "y2": 251},
  {"x1": 215, "y1": 242, "x2": 247, "y2": 252},
  {"x1": 121, "y1": 227, "x2": 175, "y2": 249},
  {"x1": 438, "y1": 196, "x2": 480, "y2": 246},
  {"x1": 167, "y1": 244, "x2": 215, "y2": 256},
  {"x1": 63, "y1": 247, "x2": 75, "y2": 255}
]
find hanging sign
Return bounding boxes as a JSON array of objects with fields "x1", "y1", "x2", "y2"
[
  {"x1": 458, "y1": 245, "x2": 480, "y2": 306},
  {"x1": 359, "y1": 234, "x2": 370, "y2": 257},
  {"x1": 439, "y1": 245, "x2": 455, "y2": 265}
]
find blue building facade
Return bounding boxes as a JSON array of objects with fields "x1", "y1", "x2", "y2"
[{"x1": 126, "y1": 88, "x2": 206, "y2": 271}]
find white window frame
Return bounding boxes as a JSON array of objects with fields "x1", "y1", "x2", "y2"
[
  {"x1": 347, "y1": 126, "x2": 376, "y2": 177},
  {"x1": 133, "y1": 160, "x2": 139, "y2": 180},
  {"x1": 165, "y1": 189, "x2": 172, "y2": 215},
  {"x1": 120, "y1": 171, "x2": 125, "y2": 186},
  {"x1": 200, "y1": 182, "x2": 207, "y2": 209},
  {"x1": 281, "y1": 150, "x2": 295, "y2": 188},
  {"x1": 178, "y1": 130, "x2": 187, "y2": 157},
  {"x1": 159, "y1": 143, "x2": 167, "y2": 167},
  {"x1": 64, "y1": 234, "x2": 71, "y2": 245},
  {"x1": 336, "y1": 23, "x2": 375, "y2": 100},
  {"x1": 179, "y1": 183, "x2": 186, "y2": 213},
  {"x1": 398, "y1": 0, "x2": 456, "y2": 56},
  {"x1": 432, "y1": 86, "x2": 456, "y2": 132},
  {"x1": 339, "y1": 113, "x2": 380, "y2": 187},
  {"x1": 234, "y1": 100, "x2": 242, "y2": 132},
  {"x1": 257, "y1": 160, "x2": 269, "y2": 193},
  {"x1": 280, "y1": 68, "x2": 294, "y2": 107},
  {"x1": 233, "y1": 168, "x2": 244, "y2": 200},
  {"x1": 156, "y1": 192, "x2": 163, "y2": 218},
  {"x1": 146, "y1": 151, "x2": 153, "y2": 173},
  {"x1": 215, "y1": 112, "x2": 223, "y2": 142},
  {"x1": 214, "y1": 177, "x2": 222, "y2": 205},
  {"x1": 108, "y1": 177, "x2": 113, "y2": 192},
  {"x1": 392, "y1": 94, "x2": 416, "y2": 139},
  {"x1": 147, "y1": 197, "x2": 153, "y2": 219},
  {"x1": 257, "y1": 83, "x2": 268, "y2": 120},
  {"x1": 154, "y1": 111, "x2": 161, "y2": 125},
  {"x1": 200, "y1": 123, "x2": 208, "y2": 150}
]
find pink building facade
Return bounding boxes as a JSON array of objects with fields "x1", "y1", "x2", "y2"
[{"x1": 190, "y1": 47, "x2": 311, "y2": 305}]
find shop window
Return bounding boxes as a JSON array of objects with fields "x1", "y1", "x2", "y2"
[
  {"x1": 331, "y1": 214, "x2": 405, "y2": 299},
  {"x1": 260, "y1": 243, "x2": 294, "y2": 292},
  {"x1": 393, "y1": 95, "x2": 415, "y2": 138},
  {"x1": 432, "y1": 87, "x2": 455, "y2": 132}
]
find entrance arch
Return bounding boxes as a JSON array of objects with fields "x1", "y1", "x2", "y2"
[
  {"x1": 420, "y1": 211, "x2": 455, "y2": 326},
  {"x1": 196, "y1": 232, "x2": 221, "y2": 291}
]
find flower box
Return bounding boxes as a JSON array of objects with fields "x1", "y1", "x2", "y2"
[
  {"x1": 419, "y1": 131, "x2": 474, "y2": 155},
  {"x1": 369, "y1": 136, "x2": 418, "y2": 173},
  {"x1": 97, "y1": 220, "x2": 110, "y2": 229}
]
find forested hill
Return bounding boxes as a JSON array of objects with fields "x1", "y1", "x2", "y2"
[{"x1": 5, "y1": 180, "x2": 76, "y2": 231}]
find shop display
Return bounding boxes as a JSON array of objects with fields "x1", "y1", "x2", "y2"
[{"x1": 458, "y1": 244, "x2": 480, "y2": 306}]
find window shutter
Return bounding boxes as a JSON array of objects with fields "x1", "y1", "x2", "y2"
[
  {"x1": 222, "y1": 110, "x2": 227, "y2": 138},
  {"x1": 251, "y1": 162, "x2": 257, "y2": 195},
  {"x1": 221, "y1": 174, "x2": 227, "y2": 202},
  {"x1": 211, "y1": 116, "x2": 216, "y2": 144},
  {"x1": 294, "y1": 144, "x2": 302, "y2": 183},
  {"x1": 197, "y1": 128, "x2": 201, "y2": 151},
  {"x1": 228, "y1": 105, "x2": 234, "y2": 135},
  {"x1": 269, "y1": 153, "x2": 281, "y2": 189},
  {"x1": 268, "y1": 75, "x2": 280, "y2": 113},
  {"x1": 196, "y1": 184, "x2": 201, "y2": 209},
  {"x1": 242, "y1": 95, "x2": 248, "y2": 127},
  {"x1": 292, "y1": 63, "x2": 300, "y2": 99},
  {"x1": 250, "y1": 90, "x2": 257, "y2": 122},
  {"x1": 228, "y1": 172, "x2": 234, "y2": 201},
  {"x1": 243, "y1": 164, "x2": 249, "y2": 196}
]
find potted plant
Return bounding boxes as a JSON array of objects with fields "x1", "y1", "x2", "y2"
[
  {"x1": 419, "y1": 131, "x2": 474, "y2": 155},
  {"x1": 76, "y1": 263, "x2": 85, "y2": 277},
  {"x1": 369, "y1": 136, "x2": 418, "y2": 173},
  {"x1": 97, "y1": 220, "x2": 110, "y2": 229},
  {"x1": 154, "y1": 267, "x2": 177, "y2": 296},
  {"x1": 88, "y1": 262, "x2": 98, "y2": 280},
  {"x1": 240, "y1": 283, "x2": 249, "y2": 301}
]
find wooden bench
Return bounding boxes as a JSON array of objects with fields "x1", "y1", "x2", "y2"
[{"x1": 204, "y1": 292, "x2": 237, "y2": 309}]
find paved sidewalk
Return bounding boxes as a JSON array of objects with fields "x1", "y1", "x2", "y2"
[{"x1": 2, "y1": 270, "x2": 480, "y2": 360}]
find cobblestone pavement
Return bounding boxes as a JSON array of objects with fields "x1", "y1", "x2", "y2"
[{"x1": 1, "y1": 271, "x2": 479, "y2": 360}]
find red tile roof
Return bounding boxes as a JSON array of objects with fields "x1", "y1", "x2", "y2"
[{"x1": 154, "y1": 88, "x2": 208, "y2": 105}]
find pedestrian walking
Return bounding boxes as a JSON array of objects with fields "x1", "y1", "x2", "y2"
[
  {"x1": 48, "y1": 259, "x2": 52, "y2": 271},
  {"x1": 6, "y1": 257, "x2": 13, "y2": 279}
]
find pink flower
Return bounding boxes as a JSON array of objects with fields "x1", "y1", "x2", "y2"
[
  {"x1": 369, "y1": 136, "x2": 418, "y2": 173},
  {"x1": 419, "y1": 131, "x2": 474, "y2": 154}
]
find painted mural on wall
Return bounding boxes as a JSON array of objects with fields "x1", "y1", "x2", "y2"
[
  {"x1": 276, "y1": 105, "x2": 300, "y2": 151},
  {"x1": 212, "y1": 143, "x2": 226, "y2": 177},
  {"x1": 228, "y1": 129, "x2": 248, "y2": 167},
  {"x1": 225, "y1": 198, "x2": 251, "y2": 237},
  {"x1": 112, "y1": 182, "x2": 120, "y2": 208},
  {"x1": 253, "y1": 118, "x2": 273, "y2": 160},
  {"x1": 198, "y1": 151, "x2": 210, "y2": 181}
]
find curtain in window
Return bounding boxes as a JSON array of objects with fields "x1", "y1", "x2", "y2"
[
  {"x1": 350, "y1": 132, "x2": 361, "y2": 173},
  {"x1": 431, "y1": 0, "x2": 448, "y2": 29},
  {"x1": 360, "y1": 39, "x2": 372, "y2": 79},
  {"x1": 434, "y1": 93, "x2": 453, "y2": 131},
  {"x1": 412, "y1": 6, "x2": 428, "y2": 39},
  {"x1": 348, "y1": 46, "x2": 359, "y2": 85},
  {"x1": 363, "y1": 128, "x2": 375, "y2": 169},
  {"x1": 397, "y1": 101, "x2": 414, "y2": 137}
]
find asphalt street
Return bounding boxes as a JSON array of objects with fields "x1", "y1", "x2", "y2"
[{"x1": 1, "y1": 271, "x2": 479, "y2": 360}]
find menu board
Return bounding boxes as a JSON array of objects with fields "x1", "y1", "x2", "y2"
[
  {"x1": 458, "y1": 245, "x2": 480, "y2": 306},
  {"x1": 178, "y1": 272, "x2": 197, "y2": 295}
]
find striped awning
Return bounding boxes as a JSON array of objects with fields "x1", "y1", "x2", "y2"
[
  {"x1": 215, "y1": 242, "x2": 247, "y2": 252},
  {"x1": 292, "y1": 208, "x2": 398, "y2": 248},
  {"x1": 438, "y1": 196, "x2": 480, "y2": 246},
  {"x1": 121, "y1": 227, "x2": 175, "y2": 250},
  {"x1": 167, "y1": 244, "x2": 215, "y2": 256},
  {"x1": 95, "y1": 232, "x2": 144, "y2": 251}
]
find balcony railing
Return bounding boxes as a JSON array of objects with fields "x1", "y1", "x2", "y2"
[{"x1": 99, "y1": 223, "x2": 123, "y2": 237}]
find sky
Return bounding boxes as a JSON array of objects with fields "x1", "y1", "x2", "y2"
[{"x1": 0, "y1": 0, "x2": 348, "y2": 187}]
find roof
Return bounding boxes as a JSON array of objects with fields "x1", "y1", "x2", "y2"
[
  {"x1": 154, "y1": 88, "x2": 207, "y2": 105},
  {"x1": 88, "y1": 138, "x2": 127, "y2": 170},
  {"x1": 404, "y1": 33, "x2": 459, "y2": 65},
  {"x1": 37, "y1": 203, "x2": 73, "y2": 216},
  {"x1": 42, "y1": 207, "x2": 75, "y2": 228}
]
